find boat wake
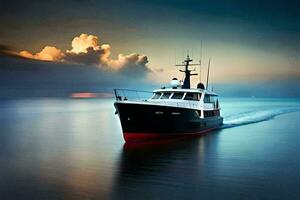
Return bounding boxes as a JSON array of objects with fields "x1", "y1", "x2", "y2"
[{"x1": 222, "y1": 107, "x2": 300, "y2": 129}]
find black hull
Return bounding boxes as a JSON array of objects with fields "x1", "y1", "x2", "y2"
[{"x1": 114, "y1": 102, "x2": 223, "y2": 142}]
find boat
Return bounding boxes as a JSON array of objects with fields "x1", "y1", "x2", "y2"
[{"x1": 114, "y1": 55, "x2": 223, "y2": 142}]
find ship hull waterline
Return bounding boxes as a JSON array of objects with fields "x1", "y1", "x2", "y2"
[{"x1": 114, "y1": 102, "x2": 223, "y2": 142}]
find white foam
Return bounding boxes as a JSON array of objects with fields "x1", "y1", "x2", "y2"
[{"x1": 222, "y1": 107, "x2": 300, "y2": 128}]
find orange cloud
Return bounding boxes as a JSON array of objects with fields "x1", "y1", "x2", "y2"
[
  {"x1": 19, "y1": 46, "x2": 65, "y2": 61},
  {"x1": 100, "y1": 44, "x2": 148, "y2": 70},
  {"x1": 67, "y1": 33, "x2": 100, "y2": 54},
  {"x1": 17, "y1": 33, "x2": 149, "y2": 73}
]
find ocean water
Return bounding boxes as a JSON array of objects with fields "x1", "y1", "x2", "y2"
[{"x1": 0, "y1": 97, "x2": 300, "y2": 199}]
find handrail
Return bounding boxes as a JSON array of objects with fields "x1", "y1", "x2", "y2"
[
  {"x1": 114, "y1": 88, "x2": 153, "y2": 93},
  {"x1": 114, "y1": 88, "x2": 153, "y2": 101},
  {"x1": 114, "y1": 88, "x2": 218, "y2": 110}
]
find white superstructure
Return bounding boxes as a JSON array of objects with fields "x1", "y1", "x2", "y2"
[{"x1": 116, "y1": 87, "x2": 220, "y2": 119}]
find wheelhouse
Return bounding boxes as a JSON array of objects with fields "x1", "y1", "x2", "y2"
[
  {"x1": 150, "y1": 89, "x2": 218, "y2": 104},
  {"x1": 150, "y1": 90, "x2": 202, "y2": 101},
  {"x1": 148, "y1": 89, "x2": 221, "y2": 118}
]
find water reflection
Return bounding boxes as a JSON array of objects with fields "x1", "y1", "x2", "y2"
[
  {"x1": 1, "y1": 98, "x2": 300, "y2": 199},
  {"x1": 0, "y1": 99, "x2": 123, "y2": 199},
  {"x1": 111, "y1": 132, "x2": 221, "y2": 199}
]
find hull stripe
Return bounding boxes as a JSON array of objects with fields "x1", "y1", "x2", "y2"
[{"x1": 123, "y1": 127, "x2": 218, "y2": 142}]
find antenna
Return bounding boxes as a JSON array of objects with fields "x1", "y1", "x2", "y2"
[
  {"x1": 175, "y1": 47, "x2": 177, "y2": 66},
  {"x1": 176, "y1": 55, "x2": 199, "y2": 89},
  {"x1": 199, "y1": 41, "x2": 203, "y2": 82},
  {"x1": 206, "y1": 58, "x2": 210, "y2": 90}
]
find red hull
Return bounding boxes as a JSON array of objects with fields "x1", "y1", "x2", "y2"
[{"x1": 123, "y1": 127, "x2": 218, "y2": 142}]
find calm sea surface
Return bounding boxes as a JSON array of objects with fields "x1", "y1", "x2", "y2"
[{"x1": 0, "y1": 98, "x2": 300, "y2": 199}]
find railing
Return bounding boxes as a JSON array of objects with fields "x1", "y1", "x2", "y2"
[
  {"x1": 114, "y1": 88, "x2": 201, "y2": 109},
  {"x1": 114, "y1": 88, "x2": 153, "y2": 101},
  {"x1": 114, "y1": 89, "x2": 220, "y2": 110}
]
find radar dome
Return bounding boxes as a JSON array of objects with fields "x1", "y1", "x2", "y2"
[
  {"x1": 197, "y1": 83, "x2": 205, "y2": 90},
  {"x1": 170, "y1": 78, "x2": 180, "y2": 89}
]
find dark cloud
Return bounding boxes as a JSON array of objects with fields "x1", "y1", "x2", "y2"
[
  {"x1": 0, "y1": 44, "x2": 11, "y2": 52},
  {"x1": 0, "y1": 44, "x2": 35, "y2": 61},
  {"x1": 0, "y1": 53, "x2": 156, "y2": 98},
  {"x1": 64, "y1": 47, "x2": 101, "y2": 65},
  {"x1": 0, "y1": 44, "x2": 16, "y2": 56},
  {"x1": 117, "y1": 54, "x2": 150, "y2": 76}
]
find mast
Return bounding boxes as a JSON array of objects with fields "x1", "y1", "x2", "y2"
[
  {"x1": 206, "y1": 58, "x2": 210, "y2": 89},
  {"x1": 199, "y1": 41, "x2": 202, "y2": 83},
  {"x1": 176, "y1": 55, "x2": 199, "y2": 89}
]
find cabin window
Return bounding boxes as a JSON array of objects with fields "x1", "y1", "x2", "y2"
[
  {"x1": 204, "y1": 95, "x2": 210, "y2": 103},
  {"x1": 171, "y1": 92, "x2": 184, "y2": 99},
  {"x1": 204, "y1": 110, "x2": 220, "y2": 117},
  {"x1": 213, "y1": 110, "x2": 220, "y2": 116},
  {"x1": 216, "y1": 99, "x2": 219, "y2": 108},
  {"x1": 204, "y1": 111, "x2": 208, "y2": 117},
  {"x1": 152, "y1": 92, "x2": 162, "y2": 99},
  {"x1": 184, "y1": 93, "x2": 199, "y2": 101},
  {"x1": 204, "y1": 94, "x2": 216, "y2": 103},
  {"x1": 204, "y1": 111, "x2": 214, "y2": 117},
  {"x1": 198, "y1": 93, "x2": 202, "y2": 100},
  {"x1": 160, "y1": 92, "x2": 172, "y2": 99},
  {"x1": 210, "y1": 96, "x2": 215, "y2": 103}
]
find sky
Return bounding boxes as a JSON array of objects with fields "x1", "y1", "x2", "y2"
[{"x1": 0, "y1": 0, "x2": 299, "y2": 97}]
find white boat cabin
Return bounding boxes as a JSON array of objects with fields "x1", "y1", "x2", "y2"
[{"x1": 147, "y1": 88, "x2": 220, "y2": 118}]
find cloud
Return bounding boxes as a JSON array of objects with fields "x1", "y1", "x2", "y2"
[
  {"x1": 0, "y1": 54, "x2": 157, "y2": 98},
  {"x1": 16, "y1": 33, "x2": 150, "y2": 74},
  {"x1": 0, "y1": 44, "x2": 12, "y2": 54},
  {"x1": 19, "y1": 46, "x2": 65, "y2": 61},
  {"x1": 67, "y1": 33, "x2": 100, "y2": 54},
  {"x1": 114, "y1": 53, "x2": 149, "y2": 75},
  {"x1": 64, "y1": 33, "x2": 149, "y2": 72},
  {"x1": 100, "y1": 44, "x2": 149, "y2": 71},
  {"x1": 64, "y1": 47, "x2": 102, "y2": 64},
  {"x1": 0, "y1": 44, "x2": 22, "y2": 58}
]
